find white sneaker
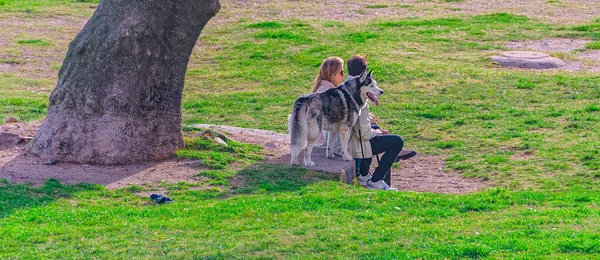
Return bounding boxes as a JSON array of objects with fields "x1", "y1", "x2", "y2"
[
  {"x1": 367, "y1": 180, "x2": 398, "y2": 191},
  {"x1": 357, "y1": 174, "x2": 372, "y2": 187}
]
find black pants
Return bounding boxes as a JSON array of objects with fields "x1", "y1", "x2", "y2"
[{"x1": 357, "y1": 134, "x2": 404, "y2": 182}]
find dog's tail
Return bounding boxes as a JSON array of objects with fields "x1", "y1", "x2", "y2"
[{"x1": 289, "y1": 96, "x2": 309, "y2": 165}]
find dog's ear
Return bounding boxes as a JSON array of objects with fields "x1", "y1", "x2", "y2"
[
  {"x1": 367, "y1": 69, "x2": 372, "y2": 78},
  {"x1": 359, "y1": 69, "x2": 368, "y2": 83}
]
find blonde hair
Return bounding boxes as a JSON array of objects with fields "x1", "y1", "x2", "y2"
[{"x1": 311, "y1": 57, "x2": 344, "y2": 93}]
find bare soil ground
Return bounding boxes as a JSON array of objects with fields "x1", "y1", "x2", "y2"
[
  {"x1": 218, "y1": 0, "x2": 599, "y2": 25},
  {"x1": 0, "y1": 122, "x2": 208, "y2": 189},
  {"x1": 0, "y1": 16, "x2": 86, "y2": 79},
  {"x1": 504, "y1": 39, "x2": 600, "y2": 72},
  {"x1": 2, "y1": 1, "x2": 600, "y2": 79},
  {"x1": 0, "y1": 121, "x2": 486, "y2": 193}
]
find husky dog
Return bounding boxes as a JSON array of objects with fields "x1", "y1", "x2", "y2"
[{"x1": 289, "y1": 70, "x2": 383, "y2": 166}]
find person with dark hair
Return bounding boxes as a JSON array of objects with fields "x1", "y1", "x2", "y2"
[
  {"x1": 346, "y1": 55, "x2": 417, "y2": 190},
  {"x1": 346, "y1": 55, "x2": 368, "y2": 77}
]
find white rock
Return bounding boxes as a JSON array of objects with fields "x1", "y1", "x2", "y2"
[{"x1": 491, "y1": 51, "x2": 565, "y2": 69}]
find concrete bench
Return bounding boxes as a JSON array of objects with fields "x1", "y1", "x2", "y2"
[
  {"x1": 192, "y1": 124, "x2": 356, "y2": 184},
  {"x1": 301, "y1": 147, "x2": 356, "y2": 184}
]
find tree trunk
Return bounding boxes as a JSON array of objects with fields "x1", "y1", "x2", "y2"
[{"x1": 27, "y1": 0, "x2": 220, "y2": 165}]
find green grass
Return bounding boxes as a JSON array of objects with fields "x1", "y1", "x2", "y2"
[
  {"x1": 393, "y1": 4, "x2": 414, "y2": 8},
  {"x1": 0, "y1": 0, "x2": 98, "y2": 12},
  {"x1": 585, "y1": 41, "x2": 600, "y2": 50},
  {"x1": 0, "y1": 96, "x2": 48, "y2": 122},
  {"x1": 175, "y1": 131, "x2": 264, "y2": 170},
  {"x1": 365, "y1": 4, "x2": 389, "y2": 9},
  {"x1": 1, "y1": 179, "x2": 599, "y2": 258},
  {"x1": 0, "y1": 58, "x2": 25, "y2": 64},
  {"x1": 247, "y1": 21, "x2": 284, "y2": 29},
  {"x1": 17, "y1": 38, "x2": 51, "y2": 46},
  {"x1": 0, "y1": 179, "x2": 98, "y2": 218},
  {"x1": 2, "y1": 0, "x2": 600, "y2": 258}
]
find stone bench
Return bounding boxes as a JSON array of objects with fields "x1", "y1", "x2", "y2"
[
  {"x1": 301, "y1": 147, "x2": 356, "y2": 184},
  {"x1": 192, "y1": 124, "x2": 355, "y2": 183}
]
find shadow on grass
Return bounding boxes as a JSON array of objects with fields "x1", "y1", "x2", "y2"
[
  {"x1": 0, "y1": 133, "x2": 342, "y2": 219},
  {"x1": 163, "y1": 163, "x2": 343, "y2": 201},
  {"x1": 176, "y1": 125, "x2": 355, "y2": 199},
  {"x1": 0, "y1": 178, "x2": 97, "y2": 219},
  {"x1": 232, "y1": 164, "x2": 339, "y2": 194},
  {"x1": 0, "y1": 127, "x2": 343, "y2": 219}
]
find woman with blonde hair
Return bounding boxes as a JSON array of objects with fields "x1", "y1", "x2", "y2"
[
  {"x1": 310, "y1": 56, "x2": 346, "y2": 148},
  {"x1": 311, "y1": 56, "x2": 345, "y2": 93}
]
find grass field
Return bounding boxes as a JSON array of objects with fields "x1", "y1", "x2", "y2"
[{"x1": 1, "y1": 0, "x2": 600, "y2": 258}]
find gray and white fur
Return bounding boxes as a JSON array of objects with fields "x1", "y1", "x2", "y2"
[{"x1": 289, "y1": 70, "x2": 383, "y2": 166}]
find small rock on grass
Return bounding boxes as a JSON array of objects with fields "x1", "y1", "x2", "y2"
[
  {"x1": 3, "y1": 117, "x2": 20, "y2": 124},
  {"x1": 45, "y1": 159, "x2": 58, "y2": 165},
  {"x1": 0, "y1": 132, "x2": 22, "y2": 146},
  {"x1": 197, "y1": 129, "x2": 231, "y2": 146}
]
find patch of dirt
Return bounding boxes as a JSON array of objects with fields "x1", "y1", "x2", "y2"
[
  {"x1": 217, "y1": 0, "x2": 599, "y2": 25},
  {"x1": 2, "y1": 1, "x2": 598, "y2": 85},
  {"x1": 0, "y1": 16, "x2": 86, "y2": 79},
  {"x1": 577, "y1": 50, "x2": 600, "y2": 72},
  {"x1": 1, "y1": 152, "x2": 207, "y2": 189},
  {"x1": 505, "y1": 39, "x2": 589, "y2": 53},
  {"x1": 579, "y1": 50, "x2": 600, "y2": 61},
  {"x1": 393, "y1": 155, "x2": 486, "y2": 194},
  {"x1": 0, "y1": 121, "x2": 41, "y2": 138},
  {"x1": 511, "y1": 151, "x2": 536, "y2": 161},
  {"x1": 502, "y1": 39, "x2": 600, "y2": 72},
  {"x1": 452, "y1": 0, "x2": 599, "y2": 25},
  {"x1": 1, "y1": 121, "x2": 208, "y2": 188},
  {"x1": 1, "y1": 121, "x2": 486, "y2": 194}
]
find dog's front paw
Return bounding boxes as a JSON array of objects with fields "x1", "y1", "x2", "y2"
[
  {"x1": 326, "y1": 152, "x2": 335, "y2": 159},
  {"x1": 342, "y1": 155, "x2": 353, "y2": 161},
  {"x1": 291, "y1": 159, "x2": 300, "y2": 165},
  {"x1": 306, "y1": 161, "x2": 316, "y2": 167}
]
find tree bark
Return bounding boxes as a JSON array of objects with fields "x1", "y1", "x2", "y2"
[{"x1": 27, "y1": 0, "x2": 220, "y2": 165}]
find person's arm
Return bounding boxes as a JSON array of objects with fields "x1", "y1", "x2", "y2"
[
  {"x1": 369, "y1": 113, "x2": 377, "y2": 124},
  {"x1": 369, "y1": 113, "x2": 389, "y2": 134},
  {"x1": 357, "y1": 105, "x2": 380, "y2": 140}
]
